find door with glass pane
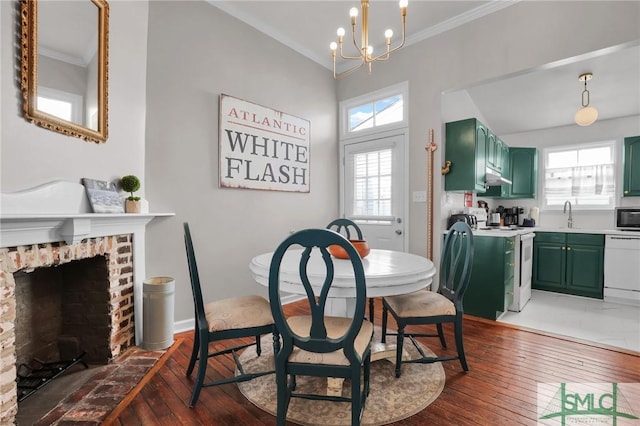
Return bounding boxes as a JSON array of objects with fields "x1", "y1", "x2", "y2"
[{"x1": 342, "y1": 134, "x2": 405, "y2": 251}]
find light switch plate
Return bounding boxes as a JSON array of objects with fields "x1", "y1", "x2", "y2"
[{"x1": 413, "y1": 191, "x2": 427, "y2": 203}]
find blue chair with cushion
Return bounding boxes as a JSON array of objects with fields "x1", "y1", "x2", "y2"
[
  {"x1": 381, "y1": 221, "x2": 474, "y2": 377},
  {"x1": 269, "y1": 228, "x2": 373, "y2": 426},
  {"x1": 183, "y1": 222, "x2": 278, "y2": 407}
]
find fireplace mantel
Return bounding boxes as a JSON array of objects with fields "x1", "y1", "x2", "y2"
[
  {"x1": 1, "y1": 213, "x2": 170, "y2": 247},
  {"x1": 1, "y1": 180, "x2": 173, "y2": 247}
]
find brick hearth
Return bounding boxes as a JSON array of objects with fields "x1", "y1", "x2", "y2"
[{"x1": 0, "y1": 235, "x2": 135, "y2": 424}]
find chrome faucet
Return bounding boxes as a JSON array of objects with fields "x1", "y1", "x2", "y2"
[{"x1": 563, "y1": 200, "x2": 573, "y2": 228}]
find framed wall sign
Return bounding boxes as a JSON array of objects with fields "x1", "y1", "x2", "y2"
[{"x1": 219, "y1": 94, "x2": 310, "y2": 193}]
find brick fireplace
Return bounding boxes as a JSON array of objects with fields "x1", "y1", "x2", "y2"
[{"x1": 0, "y1": 181, "x2": 169, "y2": 425}]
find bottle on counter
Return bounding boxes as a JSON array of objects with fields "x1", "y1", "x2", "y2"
[{"x1": 530, "y1": 207, "x2": 539, "y2": 225}]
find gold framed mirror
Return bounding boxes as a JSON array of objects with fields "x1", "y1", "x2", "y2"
[{"x1": 20, "y1": 0, "x2": 109, "y2": 144}]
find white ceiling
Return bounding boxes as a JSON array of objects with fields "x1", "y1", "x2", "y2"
[{"x1": 210, "y1": 0, "x2": 640, "y2": 134}]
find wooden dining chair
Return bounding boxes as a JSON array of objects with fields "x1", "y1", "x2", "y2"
[
  {"x1": 269, "y1": 229, "x2": 373, "y2": 426},
  {"x1": 381, "y1": 221, "x2": 474, "y2": 377},
  {"x1": 325, "y1": 218, "x2": 377, "y2": 322},
  {"x1": 183, "y1": 222, "x2": 278, "y2": 407}
]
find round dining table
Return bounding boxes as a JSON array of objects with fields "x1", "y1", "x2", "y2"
[{"x1": 249, "y1": 248, "x2": 436, "y2": 317}]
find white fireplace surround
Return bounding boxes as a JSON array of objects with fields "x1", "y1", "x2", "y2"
[{"x1": 1, "y1": 180, "x2": 173, "y2": 344}]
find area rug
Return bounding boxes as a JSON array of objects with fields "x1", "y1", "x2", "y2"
[{"x1": 237, "y1": 333, "x2": 445, "y2": 426}]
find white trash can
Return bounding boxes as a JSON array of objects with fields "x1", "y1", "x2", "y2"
[{"x1": 142, "y1": 277, "x2": 175, "y2": 350}]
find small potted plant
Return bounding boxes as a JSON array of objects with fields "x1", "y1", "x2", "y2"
[{"x1": 120, "y1": 174, "x2": 141, "y2": 213}]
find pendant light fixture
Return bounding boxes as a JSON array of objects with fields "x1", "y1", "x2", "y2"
[{"x1": 574, "y1": 72, "x2": 598, "y2": 126}]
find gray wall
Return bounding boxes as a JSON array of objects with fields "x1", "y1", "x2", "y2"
[
  {"x1": 1, "y1": 0, "x2": 149, "y2": 190},
  {"x1": 143, "y1": 1, "x2": 338, "y2": 327},
  {"x1": 334, "y1": 1, "x2": 640, "y2": 269}
]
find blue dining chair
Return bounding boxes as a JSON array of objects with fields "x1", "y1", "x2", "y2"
[
  {"x1": 326, "y1": 218, "x2": 377, "y2": 322},
  {"x1": 183, "y1": 223, "x2": 278, "y2": 407},
  {"x1": 326, "y1": 218, "x2": 363, "y2": 240},
  {"x1": 269, "y1": 229, "x2": 373, "y2": 426},
  {"x1": 381, "y1": 221, "x2": 474, "y2": 377}
]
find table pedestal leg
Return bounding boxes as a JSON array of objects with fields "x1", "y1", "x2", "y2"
[{"x1": 324, "y1": 335, "x2": 408, "y2": 397}]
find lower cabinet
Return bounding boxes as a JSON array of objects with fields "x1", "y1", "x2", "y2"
[
  {"x1": 532, "y1": 232, "x2": 604, "y2": 299},
  {"x1": 463, "y1": 236, "x2": 515, "y2": 320}
]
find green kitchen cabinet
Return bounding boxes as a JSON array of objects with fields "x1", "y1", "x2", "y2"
[
  {"x1": 623, "y1": 135, "x2": 640, "y2": 197},
  {"x1": 487, "y1": 134, "x2": 508, "y2": 174},
  {"x1": 532, "y1": 232, "x2": 603, "y2": 299},
  {"x1": 462, "y1": 236, "x2": 515, "y2": 320},
  {"x1": 444, "y1": 118, "x2": 487, "y2": 192},
  {"x1": 480, "y1": 147, "x2": 537, "y2": 199}
]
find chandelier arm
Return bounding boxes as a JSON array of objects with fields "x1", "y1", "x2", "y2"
[
  {"x1": 369, "y1": 35, "x2": 406, "y2": 62},
  {"x1": 349, "y1": 27, "x2": 365, "y2": 60},
  {"x1": 339, "y1": 42, "x2": 366, "y2": 60}
]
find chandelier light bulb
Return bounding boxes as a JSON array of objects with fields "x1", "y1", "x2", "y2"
[
  {"x1": 385, "y1": 29, "x2": 393, "y2": 39},
  {"x1": 349, "y1": 7, "x2": 358, "y2": 18},
  {"x1": 399, "y1": 0, "x2": 408, "y2": 8},
  {"x1": 330, "y1": 42, "x2": 337, "y2": 51},
  {"x1": 337, "y1": 27, "x2": 345, "y2": 37}
]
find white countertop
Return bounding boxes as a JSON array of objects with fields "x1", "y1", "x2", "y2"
[
  {"x1": 443, "y1": 227, "x2": 637, "y2": 238},
  {"x1": 529, "y1": 227, "x2": 636, "y2": 236}
]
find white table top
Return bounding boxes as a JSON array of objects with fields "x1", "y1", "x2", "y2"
[{"x1": 250, "y1": 248, "x2": 436, "y2": 299}]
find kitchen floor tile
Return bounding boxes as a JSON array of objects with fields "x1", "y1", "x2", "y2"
[{"x1": 499, "y1": 290, "x2": 640, "y2": 353}]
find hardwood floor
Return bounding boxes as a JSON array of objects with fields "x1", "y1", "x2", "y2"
[{"x1": 105, "y1": 300, "x2": 640, "y2": 425}]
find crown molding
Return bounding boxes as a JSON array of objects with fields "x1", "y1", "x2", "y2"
[{"x1": 208, "y1": 1, "x2": 520, "y2": 74}]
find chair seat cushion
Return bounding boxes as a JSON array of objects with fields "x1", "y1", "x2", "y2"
[
  {"x1": 384, "y1": 290, "x2": 456, "y2": 318},
  {"x1": 205, "y1": 295, "x2": 274, "y2": 332},
  {"x1": 286, "y1": 316, "x2": 374, "y2": 366}
]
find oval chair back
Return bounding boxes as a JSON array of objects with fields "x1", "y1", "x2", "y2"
[
  {"x1": 439, "y1": 221, "x2": 474, "y2": 310},
  {"x1": 268, "y1": 228, "x2": 373, "y2": 426},
  {"x1": 326, "y1": 218, "x2": 363, "y2": 240}
]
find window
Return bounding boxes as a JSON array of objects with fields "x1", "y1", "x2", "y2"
[
  {"x1": 37, "y1": 86, "x2": 83, "y2": 124},
  {"x1": 352, "y1": 148, "x2": 393, "y2": 219},
  {"x1": 543, "y1": 141, "x2": 615, "y2": 209},
  {"x1": 339, "y1": 82, "x2": 408, "y2": 139},
  {"x1": 348, "y1": 95, "x2": 403, "y2": 132}
]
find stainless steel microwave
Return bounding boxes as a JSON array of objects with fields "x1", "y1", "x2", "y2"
[{"x1": 615, "y1": 207, "x2": 640, "y2": 230}]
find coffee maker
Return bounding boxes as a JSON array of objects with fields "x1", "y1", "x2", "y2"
[{"x1": 503, "y1": 207, "x2": 521, "y2": 226}]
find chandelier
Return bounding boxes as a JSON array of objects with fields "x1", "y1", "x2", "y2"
[
  {"x1": 574, "y1": 72, "x2": 598, "y2": 126},
  {"x1": 330, "y1": 0, "x2": 408, "y2": 79}
]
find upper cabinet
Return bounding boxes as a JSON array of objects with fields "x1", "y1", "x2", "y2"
[
  {"x1": 444, "y1": 118, "x2": 487, "y2": 192},
  {"x1": 623, "y1": 136, "x2": 640, "y2": 197},
  {"x1": 486, "y1": 132, "x2": 508, "y2": 174},
  {"x1": 508, "y1": 148, "x2": 538, "y2": 198}
]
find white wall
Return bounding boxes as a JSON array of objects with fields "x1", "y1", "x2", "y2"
[
  {"x1": 334, "y1": 1, "x2": 640, "y2": 270},
  {"x1": 143, "y1": 1, "x2": 338, "y2": 325},
  {"x1": 0, "y1": 0, "x2": 149, "y2": 191}
]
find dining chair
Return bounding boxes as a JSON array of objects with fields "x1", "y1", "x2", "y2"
[
  {"x1": 183, "y1": 222, "x2": 278, "y2": 407},
  {"x1": 381, "y1": 221, "x2": 474, "y2": 377},
  {"x1": 325, "y1": 218, "x2": 376, "y2": 321},
  {"x1": 326, "y1": 218, "x2": 364, "y2": 240},
  {"x1": 269, "y1": 229, "x2": 373, "y2": 426}
]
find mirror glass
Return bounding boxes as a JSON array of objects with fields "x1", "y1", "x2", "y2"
[{"x1": 21, "y1": 0, "x2": 109, "y2": 143}]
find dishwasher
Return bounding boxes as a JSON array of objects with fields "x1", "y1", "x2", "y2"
[{"x1": 604, "y1": 234, "x2": 640, "y2": 305}]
